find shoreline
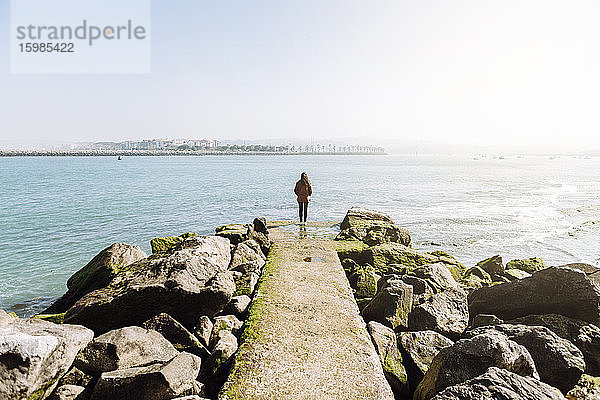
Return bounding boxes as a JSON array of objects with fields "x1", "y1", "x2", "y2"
[{"x1": 0, "y1": 150, "x2": 387, "y2": 157}]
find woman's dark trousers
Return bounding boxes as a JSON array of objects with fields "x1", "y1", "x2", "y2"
[{"x1": 298, "y1": 202, "x2": 308, "y2": 222}]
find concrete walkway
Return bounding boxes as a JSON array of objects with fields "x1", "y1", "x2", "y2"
[{"x1": 219, "y1": 224, "x2": 394, "y2": 400}]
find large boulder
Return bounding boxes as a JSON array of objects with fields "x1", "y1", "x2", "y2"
[
  {"x1": 0, "y1": 310, "x2": 94, "y2": 400},
  {"x1": 468, "y1": 324, "x2": 585, "y2": 393},
  {"x1": 507, "y1": 257, "x2": 548, "y2": 273},
  {"x1": 413, "y1": 331, "x2": 538, "y2": 400},
  {"x1": 75, "y1": 326, "x2": 178, "y2": 374},
  {"x1": 367, "y1": 321, "x2": 409, "y2": 397},
  {"x1": 336, "y1": 207, "x2": 411, "y2": 246},
  {"x1": 90, "y1": 352, "x2": 201, "y2": 400},
  {"x1": 469, "y1": 267, "x2": 600, "y2": 326},
  {"x1": 142, "y1": 313, "x2": 209, "y2": 358},
  {"x1": 399, "y1": 330, "x2": 453, "y2": 389},
  {"x1": 408, "y1": 289, "x2": 469, "y2": 339},
  {"x1": 508, "y1": 314, "x2": 600, "y2": 376},
  {"x1": 45, "y1": 243, "x2": 147, "y2": 314},
  {"x1": 362, "y1": 279, "x2": 413, "y2": 330},
  {"x1": 431, "y1": 367, "x2": 566, "y2": 400},
  {"x1": 64, "y1": 236, "x2": 235, "y2": 333}
]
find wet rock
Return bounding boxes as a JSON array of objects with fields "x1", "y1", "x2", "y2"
[
  {"x1": 75, "y1": 326, "x2": 178, "y2": 374},
  {"x1": 566, "y1": 374, "x2": 600, "y2": 400},
  {"x1": 507, "y1": 257, "x2": 548, "y2": 273},
  {"x1": 362, "y1": 279, "x2": 413, "y2": 330},
  {"x1": 90, "y1": 352, "x2": 201, "y2": 400},
  {"x1": 45, "y1": 243, "x2": 147, "y2": 314},
  {"x1": 151, "y1": 232, "x2": 198, "y2": 254},
  {"x1": 399, "y1": 330, "x2": 453, "y2": 389},
  {"x1": 50, "y1": 385, "x2": 88, "y2": 400},
  {"x1": 468, "y1": 267, "x2": 600, "y2": 326},
  {"x1": 431, "y1": 367, "x2": 566, "y2": 400},
  {"x1": 210, "y1": 315, "x2": 242, "y2": 348},
  {"x1": 223, "y1": 295, "x2": 252, "y2": 316},
  {"x1": 229, "y1": 242, "x2": 265, "y2": 271},
  {"x1": 193, "y1": 316, "x2": 213, "y2": 349},
  {"x1": 0, "y1": 310, "x2": 94, "y2": 400},
  {"x1": 472, "y1": 314, "x2": 503, "y2": 328},
  {"x1": 142, "y1": 313, "x2": 209, "y2": 358},
  {"x1": 367, "y1": 321, "x2": 409, "y2": 397},
  {"x1": 508, "y1": 313, "x2": 600, "y2": 376},
  {"x1": 476, "y1": 255, "x2": 504, "y2": 276},
  {"x1": 468, "y1": 324, "x2": 585, "y2": 393},
  {"x1": 64, "y1": 236, "x2": 235, "y2": 333},
  {"x1": 408, "y1": 289, "x2": 469, "y2": 339},
  {"x1": 413, "y1": 331, "x2": 538, "y2": 400}
]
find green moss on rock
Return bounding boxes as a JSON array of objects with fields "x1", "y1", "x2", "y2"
[
  {"x1": 506, "y1": 257, "x2": 548, "y2": 274},
  {"x1": 150, "y1": 232, "x2": 198, "y2": 254},
  {"x1": 33, "y1": 313, "x2": 65, "y2": 324}
]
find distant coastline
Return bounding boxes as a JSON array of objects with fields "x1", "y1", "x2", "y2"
[{"x1": 0, "y1": 150, "x2": 387, "y2": 157}]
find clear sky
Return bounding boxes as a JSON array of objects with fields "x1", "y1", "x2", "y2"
[{"x1": 1, "y1": 0, "x2": 600, "y2": 151}]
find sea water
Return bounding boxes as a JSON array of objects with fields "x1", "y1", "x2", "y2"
[{"x1": 1, "y1": 154, "x2": 599, "y2": 316}]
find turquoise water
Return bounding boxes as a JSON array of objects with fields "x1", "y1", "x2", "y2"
[{"x1": 1, "y1": 155, "x2": 599, "y2": 316}]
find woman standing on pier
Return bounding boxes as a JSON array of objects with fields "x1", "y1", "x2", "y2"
[{"x1": 294, "y1": 172, "x2": 312, "y2": 225}]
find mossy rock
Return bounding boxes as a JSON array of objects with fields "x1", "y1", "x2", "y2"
[
  {"x1": 215, "y1": 224, "x2": 247, "y2": 233},
  {"x1": 349, "y1": 265, "x2": 380, "y2": 299},
  {"x1": 427, "y1": 250, "x2": 456, "y2": 260},
  {"x1": 33, "y1": 313, "x2": 65, "y2": 324},
  {"x1": 216, "y1": 229, "x2": 247, "y2": 246},
  {"x1": 150, "y1": 232, "x2": 198, "y2": 254},
  {"x1": 567, "y1": 374, "x2": 600, "y2": 400},
  {"x1": 503, "y1": 268, "x2": 532, "y2": 281},
  {"x1": 460, "y1": 266, "x2": 492, "y2": 289},
  {"x1": 334, "y1": 240, "x2": 369, "y2": 265},
  {"x1": 506, "y1": 257, "x2": 548, "y2": 274}
]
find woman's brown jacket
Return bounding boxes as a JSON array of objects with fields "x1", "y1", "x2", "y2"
[{"x1": 294, "y1": 180, "x2": 312, "y2": 202}]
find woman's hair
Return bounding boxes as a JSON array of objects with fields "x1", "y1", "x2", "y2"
[{"x1": 301, "y1": 172, "x2": 310, "y2": 186}]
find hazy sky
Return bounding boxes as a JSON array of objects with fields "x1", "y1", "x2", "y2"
[{"x1": 2, "y1": 0, "x2": 600, "y2": 150}]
